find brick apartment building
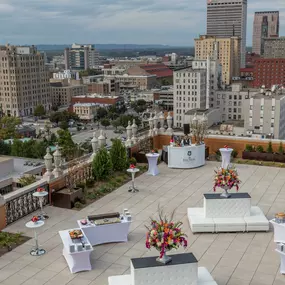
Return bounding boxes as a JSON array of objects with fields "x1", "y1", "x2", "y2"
[
  {"x1": 139, "y1": 63, "x2": 173, "y2": 84},
  {"x1": 253, "y1": 58, "x2": 285, "y2": 88}
]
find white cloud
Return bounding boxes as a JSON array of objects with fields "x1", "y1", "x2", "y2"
[{"x1": 0, "y1": 0, "x2": 284, "y2": 45}]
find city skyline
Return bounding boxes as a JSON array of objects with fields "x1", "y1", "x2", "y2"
[{"x1": 0, "y1": 0, "x2": 285, "y2": 46}]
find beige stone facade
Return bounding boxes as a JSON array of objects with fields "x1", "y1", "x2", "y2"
[
  {"x1": 50, "y1": 79, "x2": 87, "y2": 107},
  {"x1": 73, "y1": 103, "x2": 99, "y2": 120},
  {"x1": 195, "y1": 35, "x2": 241, "y2": 86},
  {"x1": 0, "y1": 45, "x2": 51, "y2": 117}
]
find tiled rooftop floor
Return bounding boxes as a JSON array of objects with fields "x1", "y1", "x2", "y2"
[{"x1": 1, "y1": 161, "x2": 285, "y2": 285}]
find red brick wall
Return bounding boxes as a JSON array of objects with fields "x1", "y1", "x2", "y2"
[{"x1": 71, "y1": 96, "x2": 118, "y2": 105}]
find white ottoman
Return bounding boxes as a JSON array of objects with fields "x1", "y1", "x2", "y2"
[
  {"x1": 244, "y1": 206, "x2": 269, "y2": 232},
  {"x1": 187, "y1": 208, "x2": 215, "y2": 233},
  {"x1": 108, "y1": 275, "x2": 131, "y2": 285},
  {"x1": 214, "y1": 217, "x2": 246, "y2": 232}
]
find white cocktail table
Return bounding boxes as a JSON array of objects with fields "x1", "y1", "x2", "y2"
[
  {"x1": 77, "y1": 217, "x2": 131, "y2": 246},
  {"x1": 219, "y1": 147, "x2": 233, "y2": 169},
  {"x1": 33, "y1": 191, "x2": 49, "y2": 219},
  {"x1": 146, "y1": 153, "x2": 159, "y2": 176},
  {"x1": 127, "y1": 168, "x2": 140, "y2": 193},
  {"x1": 276, "y1": 249, "x2": 285, "y2": 274},
  {"x1": 25, "y1": 220, "x2": 46, "y2": 256},
  {"x1": 270, "y1": 220, "x2": 285, "y2": 243},
  {"x1": 59, "y1": 229, "x2": 93, "y2": 273}
]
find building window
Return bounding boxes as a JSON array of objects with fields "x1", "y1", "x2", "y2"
[
  {"x1": 261, "y1": 106, "x2": 264, "y2": 110},
  {"x1": 271, "y1": 123, "x2": 274, "y2": 127},
  {"x1": 272, "y1": 106, "x2": 275, "y2": 111},
  {"x1": 250, "y1": 105, "x2": 253, "y2": 110}
]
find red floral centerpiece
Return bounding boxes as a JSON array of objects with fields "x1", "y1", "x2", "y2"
[
  {"x1": 37, "y1": 187, "x2": 45, "y2": 193},
  {"x1": 31, "y1": 216, "x2": 39, "y2": 223},
  {"x1": 145, "y1": 209, "x2": 187, "y2": 264},
  {"x1": 214, "y1": 166, "x2": 241, "y2": 198},
  {"x1": 224, "y1": 145, "x2": 228, "y2": 149},
  {"x1": 129, "y1": 164, "x2": 136, "y2": 169}
]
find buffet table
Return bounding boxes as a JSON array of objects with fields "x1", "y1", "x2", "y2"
[
  {"x1": 168, "y1": 144, "x2": 205, "y2": 169},
  {"x1": 77, "y1": 217, "x2": 131, "y2": 246},
  {"x1": 59, "y1": 229, "x2": 93, "y2": 273}
]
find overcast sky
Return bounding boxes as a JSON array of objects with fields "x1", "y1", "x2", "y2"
[{"x1": 0, "y1": 0, "x2": 284, "y2": 46}]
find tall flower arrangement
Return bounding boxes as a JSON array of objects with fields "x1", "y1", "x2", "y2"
[
  {"x1": 145, "y1": 209, "x2": 187, "y2": 259},
  {"x1": 213, "y1": 166, "x2": 241, "y2": 192}
]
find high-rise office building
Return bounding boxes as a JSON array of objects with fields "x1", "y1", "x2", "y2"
[
  {"x1": 0, "y1": 45, "x2": 51, "y2": 117},
  {"x1": 263, "y1": 37, "x2": 285, "y2": 58},
  {"x1": 195, "y1": 35, "x2": 240, "y2": 85},
  {"x1": 252, "y1": 11, "x2": 279, "y2": 55},
  {"x1": 207, "y1": 0, "x2": 247, "y2": 68},
  {"x1": 173, "y1": 67, "x2": 207, "y2": 127},
  {"x1": 64, "y1": 44, "x2": 100, "y2": 71}
]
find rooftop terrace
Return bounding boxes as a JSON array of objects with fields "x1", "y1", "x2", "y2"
[{"x1": 1, "y1": 161, "x2": 285, "y2": 285}]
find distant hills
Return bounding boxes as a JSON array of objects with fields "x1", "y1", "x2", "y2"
[{"x1": 35, "y1": 44, "x2": 185, "y2": 51}]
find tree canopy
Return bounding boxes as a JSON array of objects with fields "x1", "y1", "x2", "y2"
[
  {"x1": 0, "y1": 116, "x2": 21, "y2": 139},
  {"x1": 57, "y1": 129, "x2": 76, "y2": 160},
  {"x1": 49, "y1": 111, "x2": 79, "y2": 124},
  {"x1": 34, "y1": 105, "x2": 46, "y2": 117}
]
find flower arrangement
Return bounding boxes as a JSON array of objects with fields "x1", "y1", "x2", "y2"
[
  {"x1": 224, "y1": 145, "x2": 228, "y2": 149},
  {"x1": 37, "y1": 187, "x2": 45, "y2": 193},
  {"x1": 31, "y1": 216, "x2": 39, "y2": 223},
  {"x1": 213, "y1": 166, "x2": 241, "y2": 192},
  {"x1": 145, "y1": 209, "x2": 187, "y2": 260},
  {"x1": 129, "y1": 164, "x2": 136, "y2": 169}
]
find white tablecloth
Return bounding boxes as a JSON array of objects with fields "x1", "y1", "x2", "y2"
[
  {"x1": 276, "y1": 249, "x2": 285, "y2": 274},
  {"x1": 146, "y1": 153, "x2": 159, "y2": 176},
  {"x1": 220, "y1": 148, "x2": 233, "y2": 169},
  {"x1": 270, "y1": 220, "x2": 285, "y2": 243},
  {"x1": 59, "y1": 229, "x2": 93, "y2": 273},
  {"x1": 77, "y1": 218, "x2": 131, "y2": 246},
  {"x1": 168, "y1": 145, "x2": 205, "y2": 169}
]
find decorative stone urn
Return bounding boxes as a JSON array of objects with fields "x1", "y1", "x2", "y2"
[
  {"x1": 220, "y1": 147, "x2": 233, "y2": 169},
  {"x1": 131, "y1": 119, "x2": 138, "y2": 144},
  {"x1": 43, "y1": 147, "x2": 54, "y2": 181}
]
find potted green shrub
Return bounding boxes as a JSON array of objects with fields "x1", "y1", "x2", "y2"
[
  {"x1": 242, "y1": 144, "x2": 255, "y2": 160},
  {"x1": 274, "y1": 142, "x2": 285, "y2": 163}
]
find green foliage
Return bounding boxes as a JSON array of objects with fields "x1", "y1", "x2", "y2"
[
  {"x1": 118, "y1": 115, "x2": 141, "y2": 128},
  {"x1": 115, "y1": 177, "x2": 123, "y2": 183},
  {"x1": 92, "y1": 147, "x2": 112, "y2": 180},
  {"x1": 278, "y1": 142, "x2": 284, "y2": 154},
  {"x1": 74, "y1": 202, "x2": 83, "y2": 209},
  {"x1": 96, "y1": 107, "x2": 108, "y2": 120},
  {"x1": 245, "y1": 144, "x2": 253, "y2": 152},
  {"x1": 57, "y1": 129, "x2": 76, "y2": 159},
  {"x1": 110, "y1": 139, "x2": 127, "y2": 171},
  {"x1": 0, "y1": 116, "x2": 21, "y2": 139},
  {"x1": 0, "y1": 232, "x2": 23, "y2": 251},
  {"x1": 0, "y1": 140, "x2": 11, "y2": 155},
  {"x1": 34, "y1": 105, "x2": 46, "y2": 117},
  {"x1": 256, "y1": 145, "x2": 264, "y2": 152},
  {"x1": 59, "y1": 121, "x2": 69, "y2": 130},
  {"x1": 231, "y1": 149, "x2": 238, "y2": 158},
  {"x1": 129, "y1": 157, "x2": 137, "y2": 166},
  {"x1": 10, "y1": 139, "x2": 47, "y2": 159},
  {"x1": 267, "y1": 141, "x2": 273, "y2": 153},
  {"x1": 111, "y1": 118, "x2": 121, "y2": 130},
  {"x1": 131, "y1": 100, "x2": 147, "y2": 113},
  {"x1": 49, "y1": 111, "x2": 79, "y2": 124},
  {"x1": 18, "y1": 175, "x2": 36, "y2": 187},
  {"x1": 100, "y1": 118, "x2": 110, "y2": 129}
]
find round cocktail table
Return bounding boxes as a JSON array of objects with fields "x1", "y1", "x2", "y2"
[
  {"x1": 127, "y1": 168, "x2": 140, "y2": 193},
  {"x1": 33, "y1": 191, "x2": 49, "y2": 219},
  {"x1": 25, "y1": 220, "x2": 46, "y2": 256},
  {"x1": 146, "y1": 153, "x2": 159, "y2": 176}
]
